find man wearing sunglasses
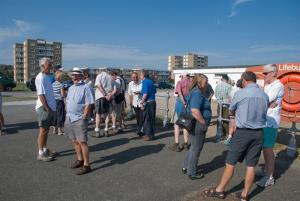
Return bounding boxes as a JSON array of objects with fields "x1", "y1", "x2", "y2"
[{"x1": 256, "y1": 64, "x2": 284, "y2": 187}]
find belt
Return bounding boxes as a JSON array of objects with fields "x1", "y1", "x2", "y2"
[{"x1": 237, "y1": 127, "x2": 263, "y2": 131}]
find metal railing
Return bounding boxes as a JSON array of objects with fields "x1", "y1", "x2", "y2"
[
  {"x1": 216, "y1": 101, "x2": 230, "y2": 141},
  {"x1": 155, "y1": 91, "x2": 171, "y2": 127}
]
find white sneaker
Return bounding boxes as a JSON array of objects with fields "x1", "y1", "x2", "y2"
[{"x1": 257, "y1": 176, "x2": 275, "y2": 187}]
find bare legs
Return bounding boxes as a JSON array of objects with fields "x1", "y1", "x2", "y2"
[
  {"x1": 73, "y1": 140, "x2": 90, "y2": 166},
  {"x1": 216, "y1": 164, "x2": 255, "y2": 198}
]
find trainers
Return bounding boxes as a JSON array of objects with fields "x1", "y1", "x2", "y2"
[
  {"x1": 44, "y1": 149, "x2": 58, "y2": 158},
  {"x1": 181, "y1": 143, "x2": 190, "y2": 151},
  {"x1": 76, "y1": 165, "x2": 92, "y2": 175},
  {"x1": 224, "y1": 137, "x2": 232, "y2": 146},
  {"x1": 37, "y1": 153, "x2": 53, "y2": 162},
  {"x1": 188, "y1": 172, "x2": 204, "y2": 180},
  {"x1": 70, "y1": 160, "x2": 84, "y2": 169},
  {"x1": 256, "y1": 167, "x2": 266, "y2": 177},
  {"x1": 58, "y1": 132, "x2": 65, "y2": 136},
  {"x1": 92, "y1": 130, "x2": 101, "y2": 138},
  {"x1": 256, "y1": 176, "x2": 275, "y2": 187},
  {"x1": 168, "y1": 143, "x2": 182, "y2": 152}
]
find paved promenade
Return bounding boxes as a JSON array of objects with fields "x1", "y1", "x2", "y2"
[{"x1": 0, "y1": 104, "x2": 300, "y2": 201}]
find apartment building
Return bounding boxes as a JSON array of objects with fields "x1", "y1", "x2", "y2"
[
  {"x1": 167, "y1": 53, "x2": 208, "y2": 70},
  {"x1": 13, "y1": 39, "x2": 62, "y2": 83},
  {"x1": 168, "y1": 56, "x2": 183, "y2": 71},
  {"x1": 13, "y1": 43, "x2": 24, "y2": 82}
]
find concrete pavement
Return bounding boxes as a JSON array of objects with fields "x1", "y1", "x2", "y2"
[{"x1": 0, "y1": 104, "x2": 300, "y2": 201}]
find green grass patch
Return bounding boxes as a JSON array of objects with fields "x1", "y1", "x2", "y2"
[
  {"x1": 3, "y1": 95, "x2": 35, "y2": 102},
  {"x1": 13, "y1": 83, "x2": 30, "y2": 92}
]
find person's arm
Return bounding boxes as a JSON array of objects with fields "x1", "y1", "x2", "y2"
[
  {"x1": 82, "y1": 86, "x2": 94, "y2": 119},
  {"x1": 39, "y1": 95, "x2": 50, "y2": 111},
  {"x1": 191, "y1": 108, "x2": 206, "y2": 125},
  {"x1": 190, "y1": 92, "x2": 206, "y2": 125}
]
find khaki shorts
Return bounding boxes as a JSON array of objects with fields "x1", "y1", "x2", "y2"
[
  {"x1": 36, "y1": 107, "x2": 55, "y2": 129},
  {"x1": 65, "y1": 118, "x2": 88, "y2": 142}
]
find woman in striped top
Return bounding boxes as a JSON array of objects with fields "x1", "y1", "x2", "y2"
[{"x1": 52, "y1": 71, "x2": 66, "y2": 135}]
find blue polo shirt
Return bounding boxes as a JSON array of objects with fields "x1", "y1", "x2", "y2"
[
  {"x1": 141, "y1": 78, "x2": 156, "y2": 101},
  {"x1": 189, "y1": 88, "x2": 212, "y2": 125}
]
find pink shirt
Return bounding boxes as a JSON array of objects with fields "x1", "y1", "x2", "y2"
[{"x1": 175, "y1": 78, "x2": 192, "y2": 97}]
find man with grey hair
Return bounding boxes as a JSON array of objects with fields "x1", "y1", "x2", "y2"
[
  {"x1": 35, "y1": 57, "x2": 57, "y2": 161},
  {"x1": 256, "y1": 64, "x2": 284, "y2": 187}
]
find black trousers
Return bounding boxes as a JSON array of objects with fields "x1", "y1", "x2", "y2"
[
  {"x1": 133, "y1": 106, "x2": 143, "y2": 133},
  {"x1": 142, "y1": 101, "x2": 156, "y2": 136},
  {"x1": 54, "y1": 99, "x2": 65, "y2": 127}
]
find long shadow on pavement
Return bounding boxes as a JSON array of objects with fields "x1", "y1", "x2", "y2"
[
  {"x1": 91, "y1": 144, "x2": 165, "y2": 171},
  {"x1": 5, "y1": 121, "x2": 38, "y2": 135},
  {"x1": 199, "y1": 150, "x2": 227, "y2": 174},
  {"x1": 58, "y1": 138, "x2": 131, "y2": 157}
]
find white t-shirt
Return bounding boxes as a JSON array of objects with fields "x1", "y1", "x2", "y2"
[
  {"x1": 94, "y1": 72, "x2": 113, "y2": 100},
  {"x1": 35, "y1": 72, "x2": 56, "y2": 111},
  {"x1": 128, "y1": 81, "x2": 142, "y2": 107},
  {"x1": 264, "y1": 79, "x2": 285, "y2": 128}
]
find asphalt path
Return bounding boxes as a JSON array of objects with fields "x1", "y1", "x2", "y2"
[{"x1": 1, "y1": 104, "x2": 300, "y2": 201}]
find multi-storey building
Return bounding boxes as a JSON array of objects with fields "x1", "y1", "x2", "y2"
[
  {"x1": 13, "y1": 39, "x2": 62, "y2": 83},
  {"x1": 13, "y1": 43, "x2": 24, "y2": 82},
  {"x1": 168, "y1": 53, "x2": 208, "y2": 70},
  {"x1": 168, "y1": 56, "x2": 183, "y2": 71},
  {"x1": 183, "y1": 53, "x2": 208, "y2": 68}
]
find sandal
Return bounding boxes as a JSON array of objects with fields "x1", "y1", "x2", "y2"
[
  {"x1": 204, "y1": 187, "x2": 225, "y2": 199},
  {"x1": 235, "y1": 192, "x2": 249, "y2": 201}
]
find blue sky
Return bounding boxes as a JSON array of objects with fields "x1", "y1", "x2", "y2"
[{"x1": 0, "y1": 0, "x2": 299, "y2": 70}]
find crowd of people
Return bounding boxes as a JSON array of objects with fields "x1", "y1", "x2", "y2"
[
  {"x1": 34, "y1": 57, "x2": 157, "y2": 174},
  {"x1": 7, "y1": 56, "x2": 284, "y2": 200}
]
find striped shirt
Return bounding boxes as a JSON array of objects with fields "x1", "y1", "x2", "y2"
[{"x1": 52, "y1": 81, "x2": 63, "y2": 100}]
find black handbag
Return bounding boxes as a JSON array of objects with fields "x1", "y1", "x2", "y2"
[
  {"x1": 175, "y1": 111, "x2": 196, "y2": 133},
  {"x1": 175, "y1": 91, "x2": 196, "y2": 133}
]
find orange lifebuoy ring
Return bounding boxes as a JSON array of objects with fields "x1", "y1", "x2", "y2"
[{"x1": 280, "y1": 74, "x2": 300, "y2": 112}]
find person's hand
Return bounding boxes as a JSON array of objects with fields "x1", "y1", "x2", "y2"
[
  {"x1": 183, "y1": 103, "x2": 187, "y2": 108},
  {"x1": 140, "y1": 103, "x2": 145, "y2": 110},
  {"x1": 270, "y1": 101, "x2": 278, "y2": 109},
  {"x1": 106, "y1": 94, "x2": 112, "y2": 101}
]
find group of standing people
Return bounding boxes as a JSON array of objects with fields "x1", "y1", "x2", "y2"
[
  {"x1": 34, "y1": 57, "x2": 158, "y2": 175},
  {"x1": 169, "y1": 65, "x2": 284, "y2": 200}
]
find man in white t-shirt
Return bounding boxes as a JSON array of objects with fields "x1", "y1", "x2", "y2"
[
  {"x1": 35, "y1": 57, "x2": 57, "y2": 162},
  {"x1": 93, "y1": 70, "x2": 113, "y2": 137},
  {"x1": 256, "y1": 64, "x2": 284, "y2": 187},
  {"x1": 128, "y1": 72, "x2": 142, "y2": 135}
]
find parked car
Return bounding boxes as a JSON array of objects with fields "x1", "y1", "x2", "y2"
[
  {"x1": 26, "y1": 77, "x2": 36, "y2": 91},
  {"x1": 0, "y1": 75, "x2": 16, "y2": 91},
  {"x1": 157, "y1": 82, "x2": 173, "y2": 89}
]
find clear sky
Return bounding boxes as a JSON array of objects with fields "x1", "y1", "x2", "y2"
[{"x1": 0, "y1": 0, "x2": 299, "y2": 70}]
